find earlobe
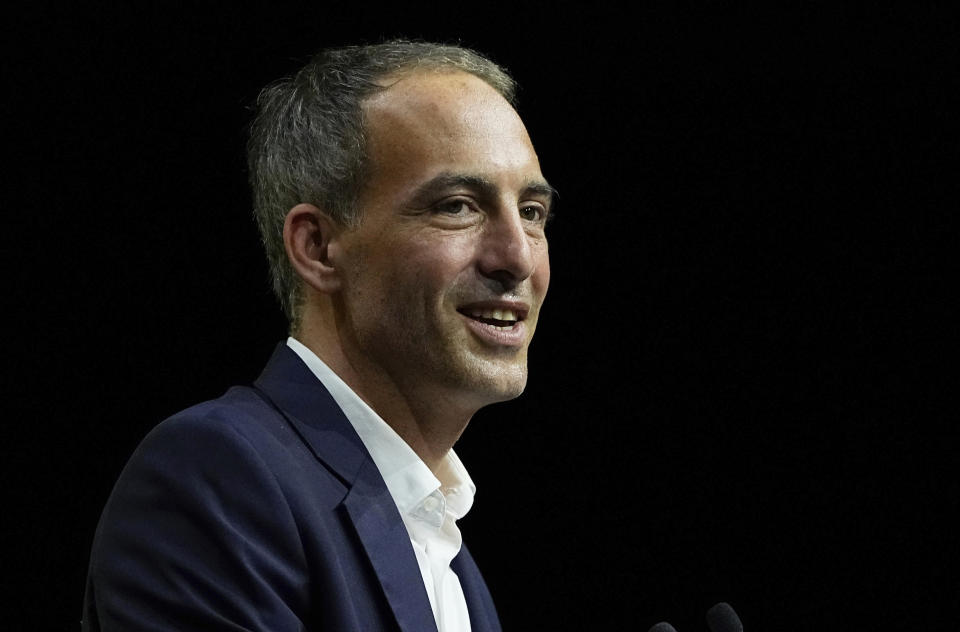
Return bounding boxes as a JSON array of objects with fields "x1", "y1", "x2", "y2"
[{"x1": 283, "y1": 203, "x2": 343, "y2": 294}]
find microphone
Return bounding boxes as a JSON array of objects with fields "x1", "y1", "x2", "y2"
[
  {"x1": 705, "y1": 602, "x2": 743, "y2": 632},
  {"x1": 647, "y1": 602, "x2": 743, "y2": 632}
]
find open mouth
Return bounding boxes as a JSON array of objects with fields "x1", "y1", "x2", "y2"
[{"x1": 457, "y1": 307, "x2": 525, "y2": 330}]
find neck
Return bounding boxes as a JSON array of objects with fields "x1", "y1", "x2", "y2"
[{"x1": 295, "y1": 314, "x2": 475, "y2": 473}]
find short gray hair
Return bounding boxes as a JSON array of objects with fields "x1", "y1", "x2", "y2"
[{"x1": 247, "y1": 40, "x2": 517, "y2": 328}]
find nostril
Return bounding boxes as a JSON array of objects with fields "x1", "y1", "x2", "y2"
[{"x1": 479, "y1": 269, "x2": 521, "y2": 290}]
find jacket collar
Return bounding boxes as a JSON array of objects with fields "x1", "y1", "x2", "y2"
[
  {"x1": 252, "y1": 343, "x2": 439, "y2": 632},
  {"x1": 252, "y1": 343, "x2": 371, "y2": 486}
]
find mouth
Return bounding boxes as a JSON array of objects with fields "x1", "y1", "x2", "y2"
[
  {"x1": 456, "y1": 305, "x2": 527, "y2": 329},
  {"x1": 456, "y1": 302, "x2": 530, "y2": 346}
]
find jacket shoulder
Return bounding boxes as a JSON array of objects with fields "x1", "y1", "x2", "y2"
[{"x1": 84, "y1": 386, "x2": 346, "y2": 630}]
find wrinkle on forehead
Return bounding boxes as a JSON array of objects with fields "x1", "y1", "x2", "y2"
[
  {"x1": 363, "y1": 70, "x2": 530, "y2": 144},
  {"x1": 357, "y1": 70, "x2": 543, "y2": 200}
]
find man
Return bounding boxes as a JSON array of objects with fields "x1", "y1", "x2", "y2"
[{"x1": 82, "y1": 40, "x2": 553, "y2": 631}]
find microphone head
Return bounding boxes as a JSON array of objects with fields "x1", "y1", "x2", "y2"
[
  {"x1": 648, "y1": 623, "x2": 679, "y2": 632},
  {"x1": 706, "y1": 602, "x2": 743, "y2": 632}
]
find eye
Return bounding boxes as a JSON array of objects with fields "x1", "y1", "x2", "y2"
[
  {"x1": 519, "y1": 204, "x2": 546, "y2": 222},
  {"x1": 433, "y1": 199, "x2": 473, "y2": 215}
]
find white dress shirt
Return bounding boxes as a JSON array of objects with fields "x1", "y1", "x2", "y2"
[{"x1": 287, "y1": 337, "x2": 475, "y2": 632}]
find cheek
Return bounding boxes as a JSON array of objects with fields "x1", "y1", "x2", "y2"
[
  {"x1": 402, "y1": 241, "x2": 474, "y2": 288},
  {"x1": 366, "y1": 232, "x2": 478, "y2": 312},
  {"x1": 376, "y1": 253, "x2": 461, "y2": 320},
  {"x1": 533, "y1": 248, "x2": 551, "y2": 297}
]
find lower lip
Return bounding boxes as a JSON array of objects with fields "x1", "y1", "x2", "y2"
[{"x1": 461, "y1": 314, "x2": 527, "y2": 347}]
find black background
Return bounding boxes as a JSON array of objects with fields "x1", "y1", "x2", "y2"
[{"x1": 6, "y1": 3, "x2": 957, "y2": 630}]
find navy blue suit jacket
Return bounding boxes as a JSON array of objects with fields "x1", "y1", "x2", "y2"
[{"x1": 82, "y1": 344, "x2": 502, "y2": 631}]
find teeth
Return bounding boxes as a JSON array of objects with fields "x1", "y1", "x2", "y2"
[{"x1": 468, "y1": 308, "x2": 518, "y2": 322}]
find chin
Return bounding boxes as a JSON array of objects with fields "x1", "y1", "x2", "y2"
[
  {"x1": 466, "y1": 361, "x2": 529, "y2": 405},
  {"x1": 433, "y1": 343, "x2": 531, "y2": 408}
]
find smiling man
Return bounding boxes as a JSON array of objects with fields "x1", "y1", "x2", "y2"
[{"x1": 83, "y1": 41, "x2": 552, "y2": 632}]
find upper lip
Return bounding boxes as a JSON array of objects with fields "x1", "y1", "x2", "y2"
[{"x1": 456, "y1": 300, "x2": 530, "y2": 321}]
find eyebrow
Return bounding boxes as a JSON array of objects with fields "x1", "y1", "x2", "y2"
[{"x1": 409, "y1": 172, "x2": 559, "y2": 211}]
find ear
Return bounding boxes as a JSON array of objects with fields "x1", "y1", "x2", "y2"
[{"x1": 283, "y1": 203, "x2": 344, "y2": 294}]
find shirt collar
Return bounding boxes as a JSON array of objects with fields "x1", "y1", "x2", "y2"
[{"x1": 286, "y1": 337, "x2": 475, "y2": 519}]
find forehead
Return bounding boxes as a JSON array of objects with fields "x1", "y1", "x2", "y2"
[
  {"x1": 361, "y1": 70, "x2": 540, "y2": 182},
  {"x1": 364, "y1": 70, "x2": 517, "y2": 130}
]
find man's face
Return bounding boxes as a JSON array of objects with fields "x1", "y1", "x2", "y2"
[{"x1": 335, "y1": 70, "x2": 551, "y2": 411}]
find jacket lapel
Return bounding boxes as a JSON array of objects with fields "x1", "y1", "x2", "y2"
[
  {"x1": 452, "y1": 546, "x2": 502, "y2": 632},
  {"x1": 344, "y1": 458, "x2": 439, "y2": 632},
  {"x1": 254, "y1": 343, "x2": 437, "y2": 632}
]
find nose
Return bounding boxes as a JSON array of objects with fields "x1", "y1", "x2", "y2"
[{"x1": 477, "y1": 208, "x2": 537, "y2": 289}]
